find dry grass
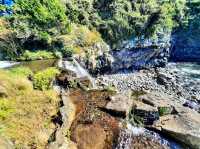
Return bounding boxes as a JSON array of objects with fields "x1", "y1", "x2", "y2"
[{"x1": 0, "y1": 70, "x2": 60, "y2": 148}]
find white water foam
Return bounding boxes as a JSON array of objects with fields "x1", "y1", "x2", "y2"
[{"x1": 0, "y1": 61, "x2": 19, "y2": 68}]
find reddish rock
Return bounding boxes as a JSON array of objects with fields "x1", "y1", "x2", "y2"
[{"x1": 72, "y1": 124, "x2": 107, "y2": 149}]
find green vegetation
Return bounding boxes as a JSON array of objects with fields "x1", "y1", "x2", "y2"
[
  {"x1": 158, "y1": 107, "x2": 172, "y2": 116},
  {"x1": 0, "y1": 99, "x2": 14, "y2": 121},
  {"x1": 0, "y1": 0, "x2": 190, "y2": 59},
  {"x1": 182, "y1": 0, "x2": 200, "y2": 31},
  {"x1": 0, "y1": 0, "x2": 71, "y2": 59},
  {"x1": 0, "y1": 69, "x2": 59, "y2": 148},
  {"x1": 12, "y1": 0, "x2": 70, "y2": 33},
  {"x1": 33, "y1": 67, "x2": 60, "y2": 90},
  {"x1": 65, "y1": 0, "x2": 186, "y2": 46},
  {"x1": 8, "y1": 66, "x2": 33, "y2": 77},
  {"x1": 18, "y1": 50, "x2": 56, "y2": 61},
  {"x1": 128, "y1": 112, "x2": 144, "y2": 127}
]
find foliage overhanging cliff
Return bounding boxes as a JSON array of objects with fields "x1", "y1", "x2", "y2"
[{"x1": 0, "y1": 0, "x2": 199, "y2": 59}]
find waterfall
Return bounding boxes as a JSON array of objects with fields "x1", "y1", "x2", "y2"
[{"x1": 58, "y1": 58, "x2": 96, "y2": 88}]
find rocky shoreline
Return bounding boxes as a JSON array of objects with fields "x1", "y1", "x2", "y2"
[
  {"x1": 97, "y1": 63, "x2": 200, "y2": 148},
  {"x1": 98, "y1": 63, "x2": 200, "y2": 108},
  {"x1": 48, "y1": 59, "x2": 200, "y2": 149}
]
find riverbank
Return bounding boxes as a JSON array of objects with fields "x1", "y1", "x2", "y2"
[
  {"x1": 48, "y1": 59, "x2": 200, "y2": 149},
  {"x1": 0, "y1": 67, "x2": 60, "y2": 148}
]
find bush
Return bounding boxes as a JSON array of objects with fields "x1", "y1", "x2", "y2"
[
  {"x1": 158, "y1": 107, "x2": 172, "y2": 116},
  {"x1": 33, "y1": 67, "x2": 59, "y2": 90},
  {"x1": 18, "y1": 50, "x2": 56, "y2": 61},
  {"x1": 13, "y1": 0, "x2": 71, "y2": 33},
  {"x1": 0, "y1": 99, "x2": 14, "y2": 121},
  {"x1": 65, "y1": 0, "x2": 182, "y2": 46},
  {"x1": 61, "y1": 47, "x2": 74, "y2": 58}
]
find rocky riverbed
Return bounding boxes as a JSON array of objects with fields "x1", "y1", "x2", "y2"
[
  {"x1": 96, "y1": 62, "x2": 200, "y2": 148},
  {"x1": 47, "y1": 59, "x2": 200, "y2": 149},
  {"x1": 97, "y1": 63, "x2": 200, "y2": 108}
]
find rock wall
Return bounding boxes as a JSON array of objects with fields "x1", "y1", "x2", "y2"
[
  {"x1": 110, "y1": 45, "x2": 169, "y2": 72},
  {"x1": 170, "y1": 30, "x2": 200, "y2": 62}
]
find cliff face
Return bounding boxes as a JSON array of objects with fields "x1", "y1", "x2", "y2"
[
  {"x1": 170, "y1": 30, "x2": 200, "y2": 62},
  {"x1": 169, "y1": 0, "x2": 200, "y2": 62}
]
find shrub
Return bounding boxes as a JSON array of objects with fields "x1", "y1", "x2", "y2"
[
  {"x1": 18, "y1": 50, "x2": 55, "y2": 61},
  {"x1": 33, "y1": 67, "x2": 60, "y2": 90},
  {"x1": 61, "y1": 47, "x2": 74, "y2": 58},
  {"x1": 0, "y1": 99, "x2": 14, "y2": 121},
  {"x1": 13, "y1": 0, "x2": 71, "y2": 33},
  {"x1": 158, "y1": 107, "x2": 172, "y2": 116},
  {"x1": 65, "y1": 0, "x2": 182, "y2": 46}
]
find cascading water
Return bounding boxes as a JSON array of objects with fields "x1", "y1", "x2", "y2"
[
  {"x1": 116, "y1": 123, "x2": 184, "y2": 149},
  {"x1": 58, "y1": 58, "x2": 96, "y2": 88},
  {"x1": 0, "y1": 61, "x2": 19, "y2": 68}
]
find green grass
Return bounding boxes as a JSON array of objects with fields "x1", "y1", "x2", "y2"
[
  {"x1": 158, "y1": 107, "x2": 172, "y2": 116},
  {"x1": 0, "y1": 69, "x2": 60, "y2": 148},
  {"x1": 8, "y1": 66, "x2": 33, "y2": 77}
]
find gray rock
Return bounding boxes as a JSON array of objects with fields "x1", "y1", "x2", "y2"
[
  {"x1": 153, "y1": 108, "x2": 200, "y2": 149},
  {"x1": 133, "y1": 100, "x2": 159, "y2": 125},
  {"x1": 105, "y1": 92, "x2": 133, "y2": 117}
]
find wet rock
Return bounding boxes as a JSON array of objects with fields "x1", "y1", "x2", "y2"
[
  {"x1": 183, "y1": 100, "x2": 200, "y2": 112},
  {"x1": 72, "y1": 124, "x2": 107, "y2": 149},
  {"x1": 111, "y1": 45, "x2": 170, "y2": 72},
  {"x1": 171, "y1": 30, "x2": 200, "y2": 62},
  {"x1": 138, "y1": 92, "x2": 174, "y2": 116},
  {"x1": 116, "y1": 124, "x2": 170, "y2": 149},
  {"x1": 133, "y1": 100, "x2": 159, "y2": 125},
  {"x1": 48, "y1": 93, "x2": 76, "y2": 149},
  {"x1": 105, "y1": 92, "x2": 133, "y2": 117},
  {"x1": 153, "y1": 108, "x2": 200, "y2": 149}
]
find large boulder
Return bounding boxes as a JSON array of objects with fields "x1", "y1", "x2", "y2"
[
  {"x1": 153, "y1": 107, "x2": 200, "y2": 149},
  {"x1": 138, "y1": 92, "x2": 174, "y2": 116},
  {"x1": 105, "y1": 92, "x2": 133, "y2": 117},
  {"x1": 72, "y1": 124, "x2": 107, "y2": 149}
]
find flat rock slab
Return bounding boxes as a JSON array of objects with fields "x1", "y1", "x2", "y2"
[
  {"x1": 153, "y1": 107, "x2": 200, "y2": 149},
  {"x1": 138, "y1": 92, "x2": 174, "y2": 109},
  {"x1": 105, "y1": 92, "x2": 133, "y2": 117},
  {"x1": 72, "y1": 124, "x2": 106, "y2": 149}
]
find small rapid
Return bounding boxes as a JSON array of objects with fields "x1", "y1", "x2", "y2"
[
  {"x1": 116, "y1": 123, "x2": 184, "y2": 149},
  {"x1": 0, "y1": 61, "x2": 19, "y2": 68},
  {"x1": 58, "y1": 58, "x2": 96, "y2": 88},
  {"x1": 167, "y1": 62, "x2": 200, "y2": 80}
]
